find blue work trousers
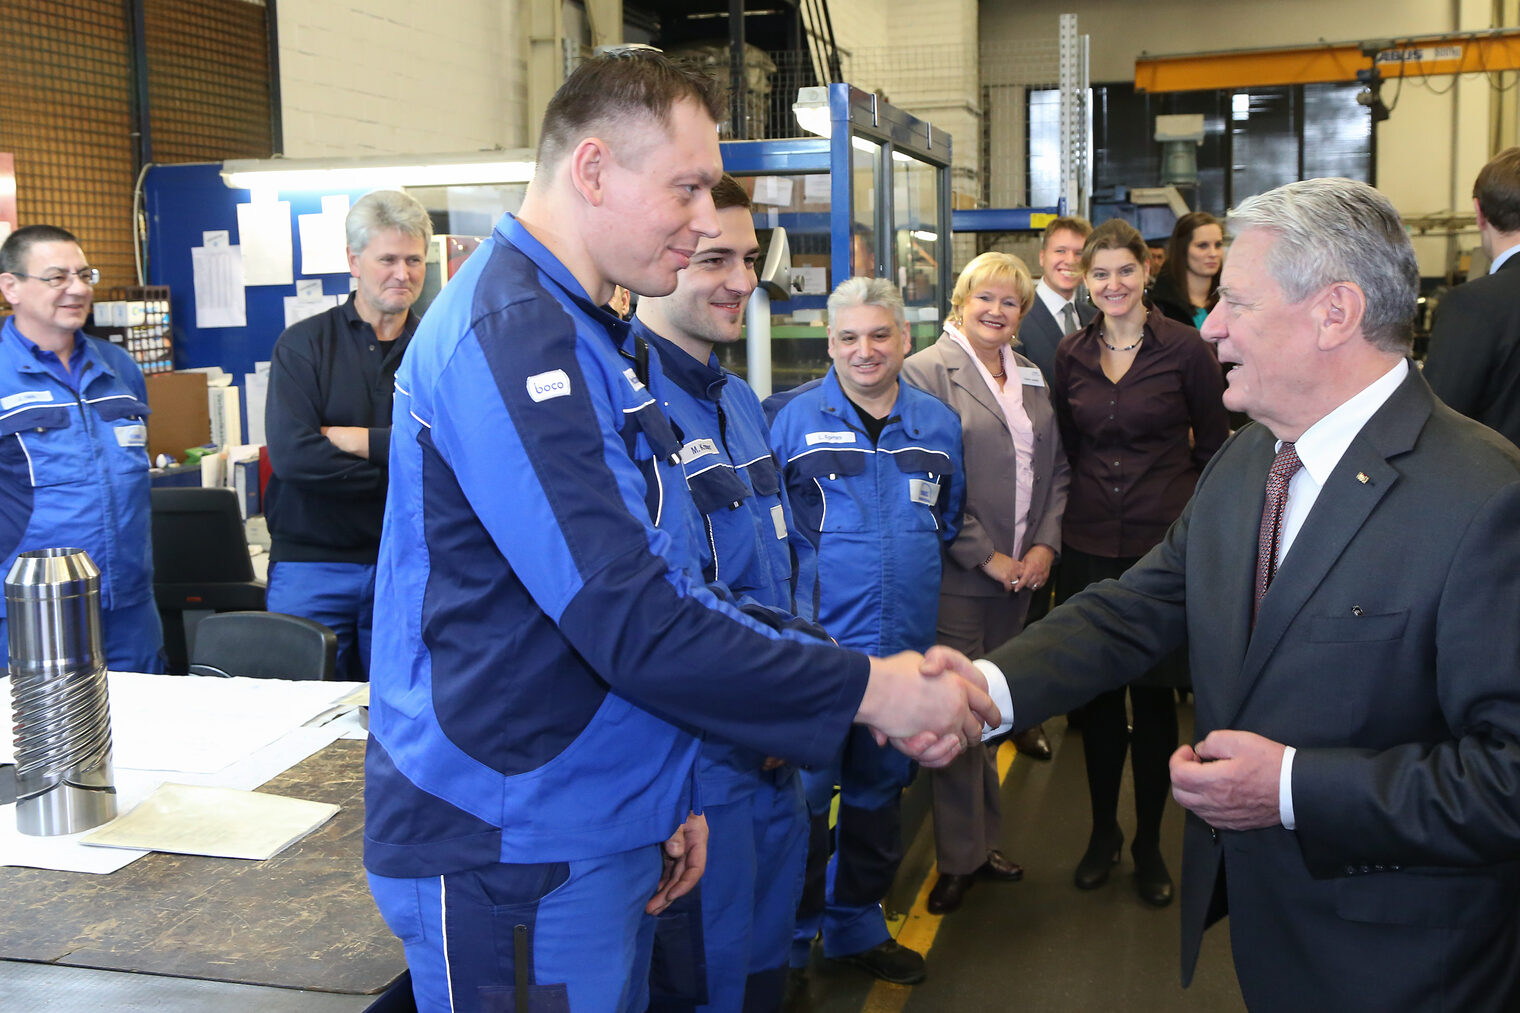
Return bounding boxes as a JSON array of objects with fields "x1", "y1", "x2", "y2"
[
  {"x1": 266, "y1": 560, "x2": 373, "y2": 681},
  {"x1": 792, "y1": 725, "x2": 913, "y2": 965},
  {"x1": 650, "y1": 773, "x2": 809, "y2": 1013},
  {"x1": 369, "y1": 845, "x2": 663, "y2": 1013},
  {"x1": 1, "y1": 595, "x2": 163, "y2": 674}
]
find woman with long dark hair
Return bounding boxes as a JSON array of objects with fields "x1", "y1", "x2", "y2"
[{"x1": 1147, "y1": 211, "x2": 1224, "y2": 329}]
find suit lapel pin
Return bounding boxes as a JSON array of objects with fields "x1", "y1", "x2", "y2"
[
  {"x1": 1351, "y1": 605, "x2": 1364, "y2": 616},
  {"x1": 1356, "y1": 472, "x2": 1371, "y2": 484}
]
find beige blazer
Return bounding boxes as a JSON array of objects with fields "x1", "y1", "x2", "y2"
[{"x1": 902, "y1": 333, "x2": 1069, "y2": 597}]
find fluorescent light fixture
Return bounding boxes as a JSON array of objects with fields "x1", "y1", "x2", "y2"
[
  {"x1": 220, "y1": 150, "x2": 537, "y2": 191},
  {"x1": 912, "y1": 230, "x2": 938, "y2": 242}
]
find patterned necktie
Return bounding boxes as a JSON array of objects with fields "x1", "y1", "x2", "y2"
[
  {"x1": 1254, "y1": 442, "x2": 1303, "y2": 617},
  {"x1": 1060, "y1": 302, "x2": 1079, "y2": 336}
]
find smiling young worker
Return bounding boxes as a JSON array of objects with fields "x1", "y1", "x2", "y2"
[
  {"x1": 362, "y1": 51, "x2": 994, "y2": 1013},
  {"x1": 0, "y1": 225, "x2": 162, "y2": 673},
  {"x1": 634, "y1": 174, "x2": 815, "y2": 1013},
  {"x1": 263, "y1": 190, "x2": 431, "y2": 680}
]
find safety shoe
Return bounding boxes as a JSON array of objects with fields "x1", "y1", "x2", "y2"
[{"x1": 831, "y1": 939, "x2": 927, "y2": 985}]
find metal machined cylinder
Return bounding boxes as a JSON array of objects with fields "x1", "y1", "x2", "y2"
[{"x1": 5, "y1": 548, "x2": 117, "y2": 836}]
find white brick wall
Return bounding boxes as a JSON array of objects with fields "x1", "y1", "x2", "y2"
[{"x1": 277, "y1": 0, "x2": 528, "y2": 157}]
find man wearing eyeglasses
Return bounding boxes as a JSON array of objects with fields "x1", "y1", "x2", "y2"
[{"x1": 0, "y1": 225, "x2": 163, "y2": 673}]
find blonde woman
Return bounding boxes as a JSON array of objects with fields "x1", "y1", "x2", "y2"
[{"x1": 901, "y1": 252, "x2": 1070, "y2": 913}]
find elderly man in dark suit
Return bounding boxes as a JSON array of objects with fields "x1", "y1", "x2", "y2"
[
  {"x1": 928, "y1": 177, "x2": 1520, "y2": 1010},
  {"x1": 1423, "y1": 146, "x2": 1520, "y2": 447},
  {"x1": 1018, "y1": 216, "x2": 1096, "y2": 383}
]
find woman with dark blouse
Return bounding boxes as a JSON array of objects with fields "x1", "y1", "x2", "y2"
[
  {"x1": 1147, "y1": 211, "x2": 1224, "y2": 329},
  {"x1": 1051, "y1": 218, "x2": 1228, "y2": 908}
]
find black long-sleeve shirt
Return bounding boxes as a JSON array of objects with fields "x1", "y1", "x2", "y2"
[{"x1": 263, "y1": 295, "x2": 417, "y2": 563}]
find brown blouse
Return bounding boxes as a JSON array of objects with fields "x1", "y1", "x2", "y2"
[{"x1": 1052, "y1": 305, "x2": 1229, "y2": 559}]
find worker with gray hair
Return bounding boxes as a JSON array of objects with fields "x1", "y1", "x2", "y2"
[{"x1": 263, "y1": 188, "x2": 433, "y2": 679}]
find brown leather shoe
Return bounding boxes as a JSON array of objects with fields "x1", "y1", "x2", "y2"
[
  {"x1": 978, "y1": 849, "x2": 1024, "y2": 881},
  {"x1": 926, "y1": 872, "x2": 974, "y2": 914},
  {"x1": 1013, "y1": 725, "x2": 1053, "y2": 761}
]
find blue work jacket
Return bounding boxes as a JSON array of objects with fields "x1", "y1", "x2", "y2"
[
  {"x1": 363, "y1": 214, "x2": 869, "y2": 878},
  {"x1": 770, "y1": 367, "x2": 965, "y2": 655},
  {"x1": 0, "y1": 319, "x2": 153, "y2": 620}
]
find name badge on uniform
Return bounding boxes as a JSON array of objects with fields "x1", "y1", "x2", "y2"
[
  {"x1": 115, "y1": 423, "x2": 148, "y2": 448},
  {"x1": 770, "y1": 503, "x2": 788, "y2": 540},
  {"x1": 621, "y1": 367, "x2": 646, "y2": 393},
  {"x1": 909, "y1": 478, "x2": 940, "y2": 506},
  {"x1": 1, "y1": 390, "x2": 54, "y2": 411},
  {"x1": 679, "y1": 438, "x2": 719, "y2": 465},
  {"x1": 1018, "y1": 366, "x2": 1046, "y2": 388},
  {"x1": 805, "y1": 430, "x2": 855, "y2": 445}
]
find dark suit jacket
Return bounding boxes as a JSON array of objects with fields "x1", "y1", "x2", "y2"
[
  {"x1": 984, "y1": 367, "x2": 1520, "y2": 1010},
  {"x1": 901, "y1": 335, "x2": 1069, "y2": 597},
  {"x1": 1423, "y1": 253, "x2": 1520, "y2": 447},
  {"x1": 1018, "y1": 292, "x2": 1095, "y2": 383}
]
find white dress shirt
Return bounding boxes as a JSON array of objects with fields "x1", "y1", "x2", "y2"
[
  {"x1": 1035, "y1": 277, "x2": 1079, "y2": 330},
  {"x1": 978, "y1": 358, "x2": 1412, "y2": 833},
  {"x1": 1490, "y1": 243, "x2": 1519, "y2": 275}
]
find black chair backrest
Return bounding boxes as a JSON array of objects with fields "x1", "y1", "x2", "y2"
[
  {"x1": 188, "y1": 611, "x2": 338, "y2": 681},
  {"x1": 150, "y1": 487, "x2": 257, "y2": 585}
]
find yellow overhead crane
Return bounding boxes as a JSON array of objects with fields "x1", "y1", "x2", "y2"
[{"x1": 1134, "y1": 29, "x2": 1520, "y2": 93}]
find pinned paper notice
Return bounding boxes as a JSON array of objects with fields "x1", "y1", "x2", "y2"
[
  {"x1": 283, "y1": 294, "x2": 340, "y2": 328},
  {"x1": 235, "y1": 201, "x2": 294, "y2": 286},
  {"x1": 752, "y1": 176, "x2": 794, "y2": 206},
  {"x1": 202, "y1": 230, "x2": 230, "y2": 248},
  {"x1": 191, "y1": 244, "x2": 247, "y2": 328},
  {"x1": 295, "y1": 278, "x2": 324, "y2": 299},
  {"x1": 298, "y1": 194, "x2": 352, "y2": 276}
]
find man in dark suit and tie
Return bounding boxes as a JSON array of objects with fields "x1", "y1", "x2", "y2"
[
  {"x1": 928, "y1": 177, "x2": 1520, "y2": 1010},
  {"x1": 1018, "y1": 216, "x2": 1095, "y2": 382},
  {"x1": 1423, "y1": 146, "x2": 1520, "y2": 447}
]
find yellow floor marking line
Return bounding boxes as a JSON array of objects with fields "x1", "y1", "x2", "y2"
[{"x1": 860, "y1": 739, "x2": 1020, "y2": 1013}]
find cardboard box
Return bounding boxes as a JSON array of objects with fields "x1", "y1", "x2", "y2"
[{"x1": 144, "y1": 371, "x2": 211, "y2": 463}]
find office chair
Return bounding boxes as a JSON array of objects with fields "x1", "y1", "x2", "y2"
[
  {"x1": 150, "y1": 487, "x2": 266, "y2": 672},
  {"x1": 188, "y1": 611, "x2": 338, "y2": 681}
]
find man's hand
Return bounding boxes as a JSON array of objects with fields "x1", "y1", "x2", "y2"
[
  {"x1": 856, "y1": 651, "x2": 1001, "y2": 768},
  {"x1": 1018, "y1": 545, "x2": 1055, "y2": 591},
  {"x1": 321, "y1": 425, "x2": 370, "y2": 458},
  {"x1": 646, "y1": 811, "x2": 708, "y2": 914},
  {"x1": 1170, "y1": 730, "x2": 1287, "y2": 831},
  {"x1": 920, "y1": 644, "x2": 986, "y2": 692}
]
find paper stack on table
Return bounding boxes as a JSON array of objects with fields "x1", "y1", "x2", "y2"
[{"x1": 80, "y1": 783, "x2": 338, "y2": 861}]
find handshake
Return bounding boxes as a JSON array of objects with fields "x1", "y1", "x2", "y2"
[{"x1": 854, "y1": 646, "x2": 1003, "y2": 768}]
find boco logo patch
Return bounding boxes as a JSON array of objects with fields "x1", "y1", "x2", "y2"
[{"x1": 526, "y1": 369, "x2": 572, "y2": 402}]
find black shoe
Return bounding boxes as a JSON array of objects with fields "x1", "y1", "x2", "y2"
[
  {"x1": 1013, "y1": 725, "x2": 1053, "y2": 761},
  {"x1": 1074, "y1": 827, "x2": 1123, "y2": 890},
  {"x1": 978, "y1": 849, "x2": 1024, "y2": 882},
  {"x1": 927, "y1": 872, "x2": 973, "y2": 914},
  {"x1": 831, "y1": 939, "x2": 927, "y2": 985},
  {"x1": 1134, "y1": 846, "x2": 1174, "y2": 907}
]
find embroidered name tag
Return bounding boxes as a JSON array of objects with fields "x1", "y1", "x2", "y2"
[
  {"x1": 771, "y1": 503, "x2": 788, "y2": 540},
  {"x1": 115, "y1": 423, "x2": 148, "y2": 448},
  {"x1": 1, "y1": 390, "x2": 53, "y2": 411},
  {"x1": 1018, "y1": 366, "x2": 1046, "y2": 388},
  {"x1": 679, "y1": 438, "x2": 719, "y2": 464},
  {"x1": 909, "y1": 478, "x2": 940, "y2": 506},
  {"x1": 526, "y1": 369, "x2": 571, "y2": 402},
  {"x1": 805, "y1": 431, "x2": 855, "y2": 445}
]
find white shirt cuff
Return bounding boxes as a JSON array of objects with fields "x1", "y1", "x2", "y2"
[
  {"x1": 1279, "y1": 745, "x2": 1296, "y2": 830},
  {"x1": 973, "y1": 658, "x2": 1014, "y2": 740}
]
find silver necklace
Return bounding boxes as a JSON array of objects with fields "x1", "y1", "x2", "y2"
[{"x1": 1100, "y1": 329, "x2": 1142, "y2": 352}]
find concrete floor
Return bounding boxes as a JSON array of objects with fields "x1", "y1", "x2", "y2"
[{"x1": 790, "y1": 707, "x2": 1249, "y2": 1013}]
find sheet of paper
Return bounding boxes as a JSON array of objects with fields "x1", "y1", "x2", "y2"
[
  {"x1": 283, "y1": 293, "x2": 340, "y2": 328},
  {"x1": 751, "y1": 175, "x2": 794, "y2": 207},
  {"x1": 803, "y1": 174, "x2": 832, "y2": 205},
  {"x1": 202, "y1": 230, "x2": 230, "y2": 248},
  {"x1": 81, "y1": 783, "x2": 338, "y2": 861},
  {"x1": 191, "y1": 245, "x2": 247, "y2": 328},
  {"x1": 795, "y1": 265, "x2": 828, "y2": 295},
  {"x1": 235, "y1": 201, "x2": 294, "y2": 286},
  {"x1": 295, "y1": 278, "x2": 324, "y2": 299},
  {"x1": 298, "y1": 208, "x2": 350, "y2": 275},
  {"x1": 244, "y1": 368, "x2": 268, "y2": 446}
]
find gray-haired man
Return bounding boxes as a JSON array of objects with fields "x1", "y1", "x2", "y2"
[{"x1": 263, "y1": 189, "x2": 432, "y2": 680}]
